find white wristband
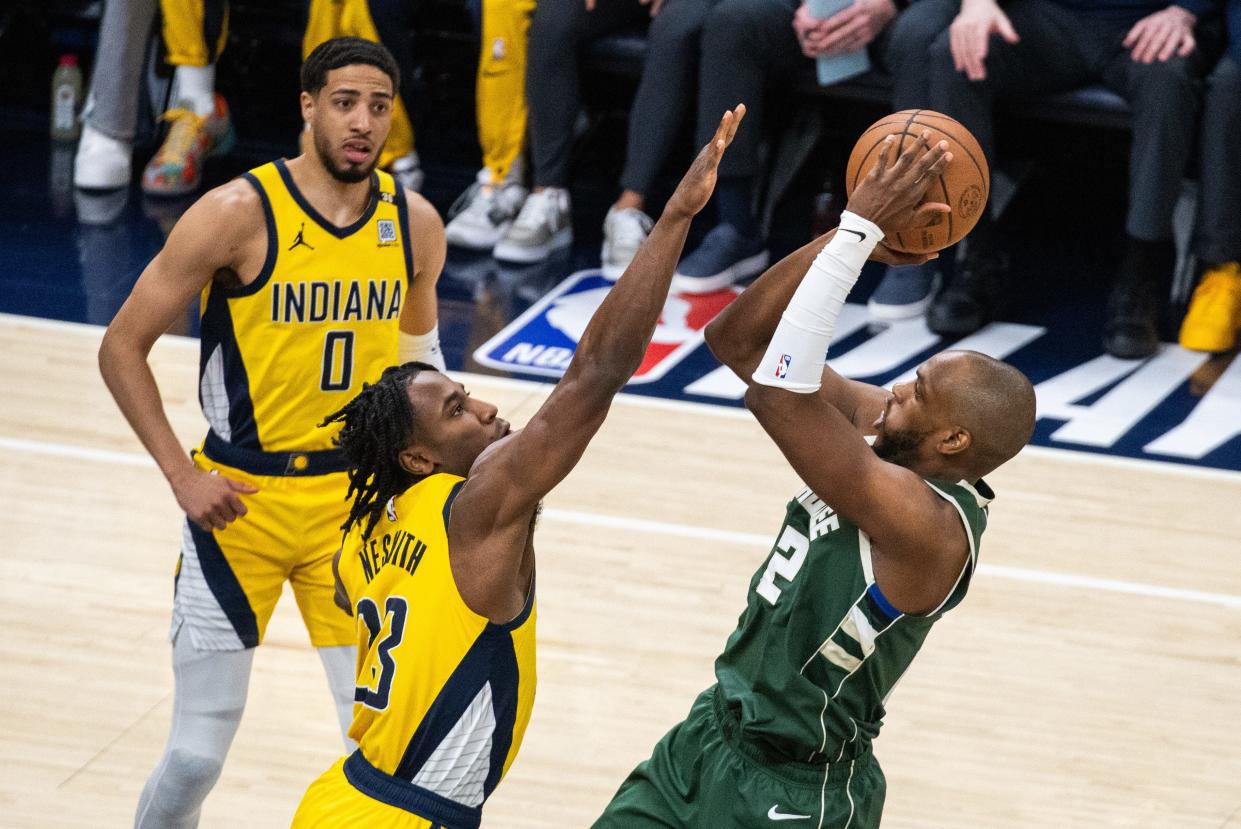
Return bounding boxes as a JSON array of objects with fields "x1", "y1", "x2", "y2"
[
  {"x1": 399, "y1": 326, "x2": 446, "y2": 371},
  {"x1": 752, "y1": 212, "x2": 882, "y2": 392}
]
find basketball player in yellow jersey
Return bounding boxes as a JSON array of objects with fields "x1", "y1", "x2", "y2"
[
  {"x1": 288, "y1": 106, "x2": 748, "y2": 828},
  {"x1": 98, "y1": 38, "x2": 446, "y2": 828}
]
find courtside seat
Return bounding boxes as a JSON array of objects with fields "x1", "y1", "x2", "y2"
[
  {"x1": 580, "y1": 30, "x2": 1203, "y2": 283},
  {"x1": 585, "y1": 32, "x2": 1133, "y2": 131}
]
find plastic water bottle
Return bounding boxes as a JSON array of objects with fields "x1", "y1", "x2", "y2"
[{"x1": 51, "y1": 54, "x2": 83, "y2": 142}]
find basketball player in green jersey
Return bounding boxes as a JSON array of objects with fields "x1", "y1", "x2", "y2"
[{"x1": 593, "y1": 133, "x2": 1037, "y2": 828}]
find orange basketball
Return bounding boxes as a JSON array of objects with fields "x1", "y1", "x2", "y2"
[{"x1": 844, "y1": 110, "x2": 990, "y2": 254}]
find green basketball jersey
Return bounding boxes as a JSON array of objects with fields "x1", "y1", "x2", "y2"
[{"x1": 714, "y1": 475, "x2": 994, "y2": 764}]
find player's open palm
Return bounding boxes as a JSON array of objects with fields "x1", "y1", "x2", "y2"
[
  {"x1": 846, "y1": 130, "x2": 952, "y2": 234},
  {"x1": 666, "y1": 105, "x2": 746, "y2": 219},
  {"x1": 172, "y1": 466, "x2": 259, "y2": 531}
]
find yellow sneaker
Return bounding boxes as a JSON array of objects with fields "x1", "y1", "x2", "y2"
[{"x1": 1179, "y1": 263, "x2": 1241, "y2": 353}]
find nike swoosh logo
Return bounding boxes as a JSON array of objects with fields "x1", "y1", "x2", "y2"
[
  {"x1": 841, "y1": 228, "x2": 867, "y2": 242},
  {"x1": 768, "y1": 805, "x2": 812, "y2": 821}
]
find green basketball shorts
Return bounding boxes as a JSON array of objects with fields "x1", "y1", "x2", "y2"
[{"x1": 592, "y1": 686, "x2": 886, "y2": 828}]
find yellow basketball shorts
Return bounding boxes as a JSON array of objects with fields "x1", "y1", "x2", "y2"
[
  {"x1": 170, "y1": 447, "x2": 355, "y2": 650},
  {"x1": 294, "y1": 757, "x2": 437, "y2": 829}
]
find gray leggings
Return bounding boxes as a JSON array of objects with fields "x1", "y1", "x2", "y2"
[
  {"x1": 134, "y1": 630, "x2": 354, "y2": 828},
  {"x1": 84, "y1": 0, "x2": 159, "y2": 143}
]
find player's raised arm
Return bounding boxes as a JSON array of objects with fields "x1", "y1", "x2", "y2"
[
  {"x1": 449, "y1": 106, "x2": 746, "y2": 615},
  {"x1": 739, "y1": 135, "x2": 982, "y2": 613},
  {"x1": 99, "y1": 181, "x2": 262, "y2": 531},
  {"x1": 705, "y1": 132, "x2": 949, "y2": 425}
]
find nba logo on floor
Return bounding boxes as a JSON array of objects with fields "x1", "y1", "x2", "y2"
[
  {"x1": 776, "y1": 355, "x2": 791, "y2": 379},
  {"x1": 377, "y1": 219, "x2": 397, "y2": 246},
  {"x1": 474, "y1": 269, "x2": 740, "y2": 383}
]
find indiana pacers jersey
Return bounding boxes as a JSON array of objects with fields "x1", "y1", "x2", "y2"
[
  {"x1": 714, "y1": 476, "x2": 993, "y2": 764},
  {"x1": 199, "y1": 159, "x2": 410, "y2": 455},
  {"x1": 332, "y1": 473, "x2": 537, "y2": 825}
]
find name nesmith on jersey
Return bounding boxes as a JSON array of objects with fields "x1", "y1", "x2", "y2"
[{"x1": 357, "y1": 527, "x2": 428, "y2": 583}]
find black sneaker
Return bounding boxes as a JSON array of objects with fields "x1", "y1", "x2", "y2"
[
  {"x1": 1103, "y1": 279, "x2": 1159, "y2": 359},
  {"x1": 1103, "y1": 237, "x2": 1175, "y2": 359},
  {"x1": 927, "y1": 249, "x2": 1008, "y2": 336}
]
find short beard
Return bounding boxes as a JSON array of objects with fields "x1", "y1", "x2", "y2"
[
  {"x1": 873, "y1": 426, "x2": 929, "y2": 468},
  {"x1": 313, "y1": 128, "x2": 376, "y2": 184}
]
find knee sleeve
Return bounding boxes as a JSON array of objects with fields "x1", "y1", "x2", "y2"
[
  {"x1": 134, "y1": 633, "x2": 252, "y2": 828},
  {"x1": 136, "y1": 749, "x2": 224, "y2": 828}
]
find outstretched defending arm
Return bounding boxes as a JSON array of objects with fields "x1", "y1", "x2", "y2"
[{"x1": 449, "y1": 107, "x2": 748, "y2": 620}]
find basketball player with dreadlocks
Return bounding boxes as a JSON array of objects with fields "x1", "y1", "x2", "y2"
[
  {"x1": 591, "y1": 133, "x2": 1037, "y2": 827},
  {"x1": 98, "y1": 38, "x2": 446, "y2": 827},
  {"x1": 288, "y1": 107, "x2": 746, "y2": 827}
]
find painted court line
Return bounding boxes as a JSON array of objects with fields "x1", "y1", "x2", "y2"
[
  {"x1": 0, "y1": 436, "x2": 157, "y2": 467},
  {"x1": 3, "y1": 434, "x2": 1239, "y2": 610},
  {"x1": 542, "y1": 508, "x2": 1241, "y2": 610},
  {"x1": 3, "y1": 312, "x2": 1238, "y2": 482}
]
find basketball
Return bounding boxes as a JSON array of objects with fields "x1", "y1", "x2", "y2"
[{"x1": 845, "y1": 110, "x2": 990, "y2": 254}]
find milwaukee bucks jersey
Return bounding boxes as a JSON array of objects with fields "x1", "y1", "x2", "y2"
[
  {"x1": 199, "y1": 159, "x2": 410, "y2": 454},
  {"x1": 336, "y1": 473, "x2": 537, "y2": 815},
  {"x1": 714, "y1": 477, "x2": 993, "y2": 763}
]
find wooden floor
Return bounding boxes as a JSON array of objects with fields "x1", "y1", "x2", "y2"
[{"x1": 2, "y1": 313, "x2": 1240, "y2": 828}]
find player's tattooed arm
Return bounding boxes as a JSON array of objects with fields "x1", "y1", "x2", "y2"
[{"x1": 449, "y1": 107, "x2": 746, "y2": 622}]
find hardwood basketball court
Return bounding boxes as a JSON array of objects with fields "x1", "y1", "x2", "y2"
[{"x1": 1, "y1": 313, "x2": 1238, "y2": 827}]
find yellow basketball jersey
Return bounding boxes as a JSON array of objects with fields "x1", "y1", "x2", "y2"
[
  {"x1": 338, "y1": 474, "x2": 537, "y2": 818},
  {"x1": 199, "y1": 159, "x2": 410, "y2": 453}
]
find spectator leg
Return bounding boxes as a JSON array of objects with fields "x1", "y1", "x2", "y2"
[
  {"x1": 696, "y1": 0, "x2": 800, "y2": 181},
  {"x1": 1103, "y1": 50, "x2": 1206, "y2": 244},
  {"x1": 877, "y1": 0, "x2": 956, "y2": 111},
  {"x1": 926, "y1": 0, "x2": 1092, "y2": 170},
  {"x1": 619, "y1": 0, "x2": 718, "y2": 199},
  {"x1": 86, "y1": 0, "x2": 159, "y2": 142},
  {"x1": 526, "y1": 0, "x2": 647, "y2": 188},
  {"x1": 477, "y1": 0, "x2": 538, "y2": 184},
  {"x1": 1193, "y1": 55, "x2": 1241, "y2": 265}
]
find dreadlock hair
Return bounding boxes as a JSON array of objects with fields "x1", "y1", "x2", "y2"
[{"x1": 320, "y1": 361, "x2": 438, "y2": 540}]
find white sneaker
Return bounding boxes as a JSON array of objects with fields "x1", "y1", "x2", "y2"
[
  {"x1": 74, "y1": 124, "x2": 132, "y2": 190},
  {"x1": 601, "y1": 206, "x2": 653, "y2": 280},
  {"x1": 493, "y1": 187, "x2": 572, "y2": 264},
  {"x1": 390, "y1": 151, "x2": 424, "y2": 192},
  {"x1": 446, "y1": 168, "x2": 529, "y2": 250}
]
